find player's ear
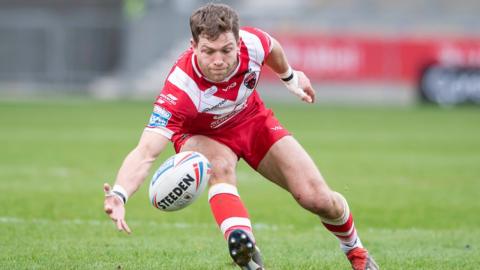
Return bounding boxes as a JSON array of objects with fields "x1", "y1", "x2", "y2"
[{"x1": 190, "y1": 38, "x2": 197, "y2": 49}]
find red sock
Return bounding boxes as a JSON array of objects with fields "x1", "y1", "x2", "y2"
[
  {"x1": 321, "y1": 193, "x2": 363, "y2": 253},
  {"x1": 208, "y1": 183, "x2": 254, "y2": 241},
  {"x1": 322, "y1": 212, "x2": 358, "y2": 243}
]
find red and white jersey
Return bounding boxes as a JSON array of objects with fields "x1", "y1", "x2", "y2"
[{"x1": 145, "y1": 27, "x2": 273, "y2": 139}]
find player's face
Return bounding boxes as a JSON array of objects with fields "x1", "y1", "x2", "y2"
[{"x1": 192, "y1": 32, "x2": 240, "y2": 82}]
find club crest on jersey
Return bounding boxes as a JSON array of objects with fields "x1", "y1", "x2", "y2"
[{"x1": 243, "y1": 71, "x2": 258, "y2": 89}]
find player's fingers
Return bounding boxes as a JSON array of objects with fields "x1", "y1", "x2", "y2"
[
  {"x1": 103, "y1": 183, "x2": 111, "y2": 194},
  {"x1": 306, "y1": 92, "x2": 315, "y2": 103},
  {"x1": 303, "y1": 86, "x2": 315, "y2": 103},
  {"x1": 294, "y1": 88, "x2": 312, "y2": 103},
  {"x1": 301, "y1": 95, "x2": 313, "y2": 103},
  {"x1": 121, "y1": 220, "x2": 132, "y2": 234},
  {"x1": 297, "y1": 71, "x2": 315, "y2": 102},
  {"x1": 291, "y1": 87, "x2": 308, "y2": 100},
  {"x1": 305, "y1": 85, "x2": 315, "y2": 95},
  {"x1": 116, "y1": 218, "x2": 124, "y2": 232}
]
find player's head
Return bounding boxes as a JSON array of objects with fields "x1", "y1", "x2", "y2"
[{"x1": 190, "y1": 3, "x2": 241, "y2": 82}]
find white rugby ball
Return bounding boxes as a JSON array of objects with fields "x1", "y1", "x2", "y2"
[{"x1": 149, "y1": 151, "x2": 211, "y2": 211}]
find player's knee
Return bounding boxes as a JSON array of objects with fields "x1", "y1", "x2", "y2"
[
  {"x1": 291, "y1": 179, "x2": 335, "y2": 216},
  {"x1": 208, "y1": 156, "x2": 236, "y2": 184},
  {"x1": 297, "y1": 193, "x2": 334, "y2": 217}
]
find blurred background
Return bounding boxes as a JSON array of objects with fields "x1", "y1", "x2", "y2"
[
  {"x1": 1, "y1": 0, "x2": 480, "y2": 106},
  {"x1": 1, "y1": 2, "x2": 480, "y2": 268}
]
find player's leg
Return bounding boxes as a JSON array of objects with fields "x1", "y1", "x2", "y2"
[
  {"x1": 256, "y1": 136, "x2": 343, "y2": 216},
  {"x1": 256, "y1": 136, "x2": 378, "y2": 270},
  {"x1": 180, "y1": 135, "x2": 263, "y2": 269}
]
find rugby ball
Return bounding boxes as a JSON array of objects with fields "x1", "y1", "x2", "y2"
[{"x1": 149, "y1": 151, "x2": 211, "y2": 211}]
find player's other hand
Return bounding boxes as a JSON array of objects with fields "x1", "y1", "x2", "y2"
[
  {"x1": 296, "y1": 71, "x2": 315, "y2": 103},
  {"x1": 282, "y1": 69, "x2": 316, "y2": 103},
  {"x1": 103, "y1": 183, "x2": 131, "y2": 234}
]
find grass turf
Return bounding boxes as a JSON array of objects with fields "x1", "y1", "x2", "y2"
[{"x1": 0, "y1": 99, "x2": 479, "y2": 269}]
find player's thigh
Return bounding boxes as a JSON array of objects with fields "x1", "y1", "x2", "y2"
[
  {"x1": 256, "y1": 136, "x2": 331, "y2": 194},
  {"x1": 180, "y1": 135, "x2": 238, "y2": 186}
]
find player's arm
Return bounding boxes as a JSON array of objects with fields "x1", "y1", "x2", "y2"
[
  {"x1": 265, "y1": 37, "x2": 315, "y2": 103},
  {"x1": 103, "y1": 130, "x2": 169, "y2": 234}
]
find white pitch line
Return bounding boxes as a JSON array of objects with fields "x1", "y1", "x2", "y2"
[{"x1": 0, "y1": 216, "x2": 293, "y2": 231}]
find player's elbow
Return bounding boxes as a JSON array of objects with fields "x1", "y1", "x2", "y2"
[{"x1": 135, "y1": 131, "x2": 170, "y2": 162}]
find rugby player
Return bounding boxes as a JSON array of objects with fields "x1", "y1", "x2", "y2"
[{"x1": 103, "y1": 3, "x2": 379, "y2": 270}]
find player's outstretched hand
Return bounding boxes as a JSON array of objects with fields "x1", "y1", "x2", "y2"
[
  {"x1": 296, "y1": 71, "x2": 315, "y2": 103},
  {"x1": 103, "y1": 183, "x2": 131, "y2": 234}
]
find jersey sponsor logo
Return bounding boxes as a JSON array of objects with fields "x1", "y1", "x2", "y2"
[
  {"x1": 148, "y1": 106, "x2": 172, "y2": 127},
  {"x1": 210, "y1": 103, "x2": 247, "y2": 129},
  {"x1": 202, "y1": 99, "x2": 228, "y2": 113},
  {"x1": 244, "y1": 71, "x2": 258, "y2": 89},
  {"x1": 159, "y1": 93, "x2": 178, "y2": 105},
  {"x1": 154, "y1": 105, "x2": 172, "y2": 117},
  {"x1": 270, "y1": 125, "x2": 283, "y2": 131},
  {"x1": 222, "y1": 82, "x2": 237, "y2": 92},
  {"x1": 167, "y1": 94, "x2": 178, "y2": 101},
  {"x1": 204, "y1": 86, "x2": 218, "y2": 98}
]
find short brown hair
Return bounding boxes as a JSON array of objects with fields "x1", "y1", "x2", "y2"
[{"x1": 189, "y1": 3, "x2": 239, "y2": 43}]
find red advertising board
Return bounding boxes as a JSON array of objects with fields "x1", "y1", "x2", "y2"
[{"x1": 266, "y1": 34, "x2": 480, "y2": 84}]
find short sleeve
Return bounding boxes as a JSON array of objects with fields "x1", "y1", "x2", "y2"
[
  {"x1": 241, "y1": 26, "x2": 273, "y2": 60},
  {"x1": 144, "y1": 82, "x2": 197, "y2": 140}
]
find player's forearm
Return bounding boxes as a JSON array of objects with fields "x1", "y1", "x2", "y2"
[
  {"x1": 113, "y1": 130, "x2": 170, "y2": 202},
  {"x1": 265, "y1": 37, "x2": 291, "y2": 75},
  {"x1": 114, "y1": 146, "x2": 157, "y2": 198}
]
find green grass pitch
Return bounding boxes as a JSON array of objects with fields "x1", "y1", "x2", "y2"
[{"x1": 0, "y1": 99, "x2": 479, "y2": 269}]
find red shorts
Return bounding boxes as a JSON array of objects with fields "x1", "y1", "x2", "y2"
[{"x1": 172, "y1": 108, "x2": 290, "y2": 169}]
